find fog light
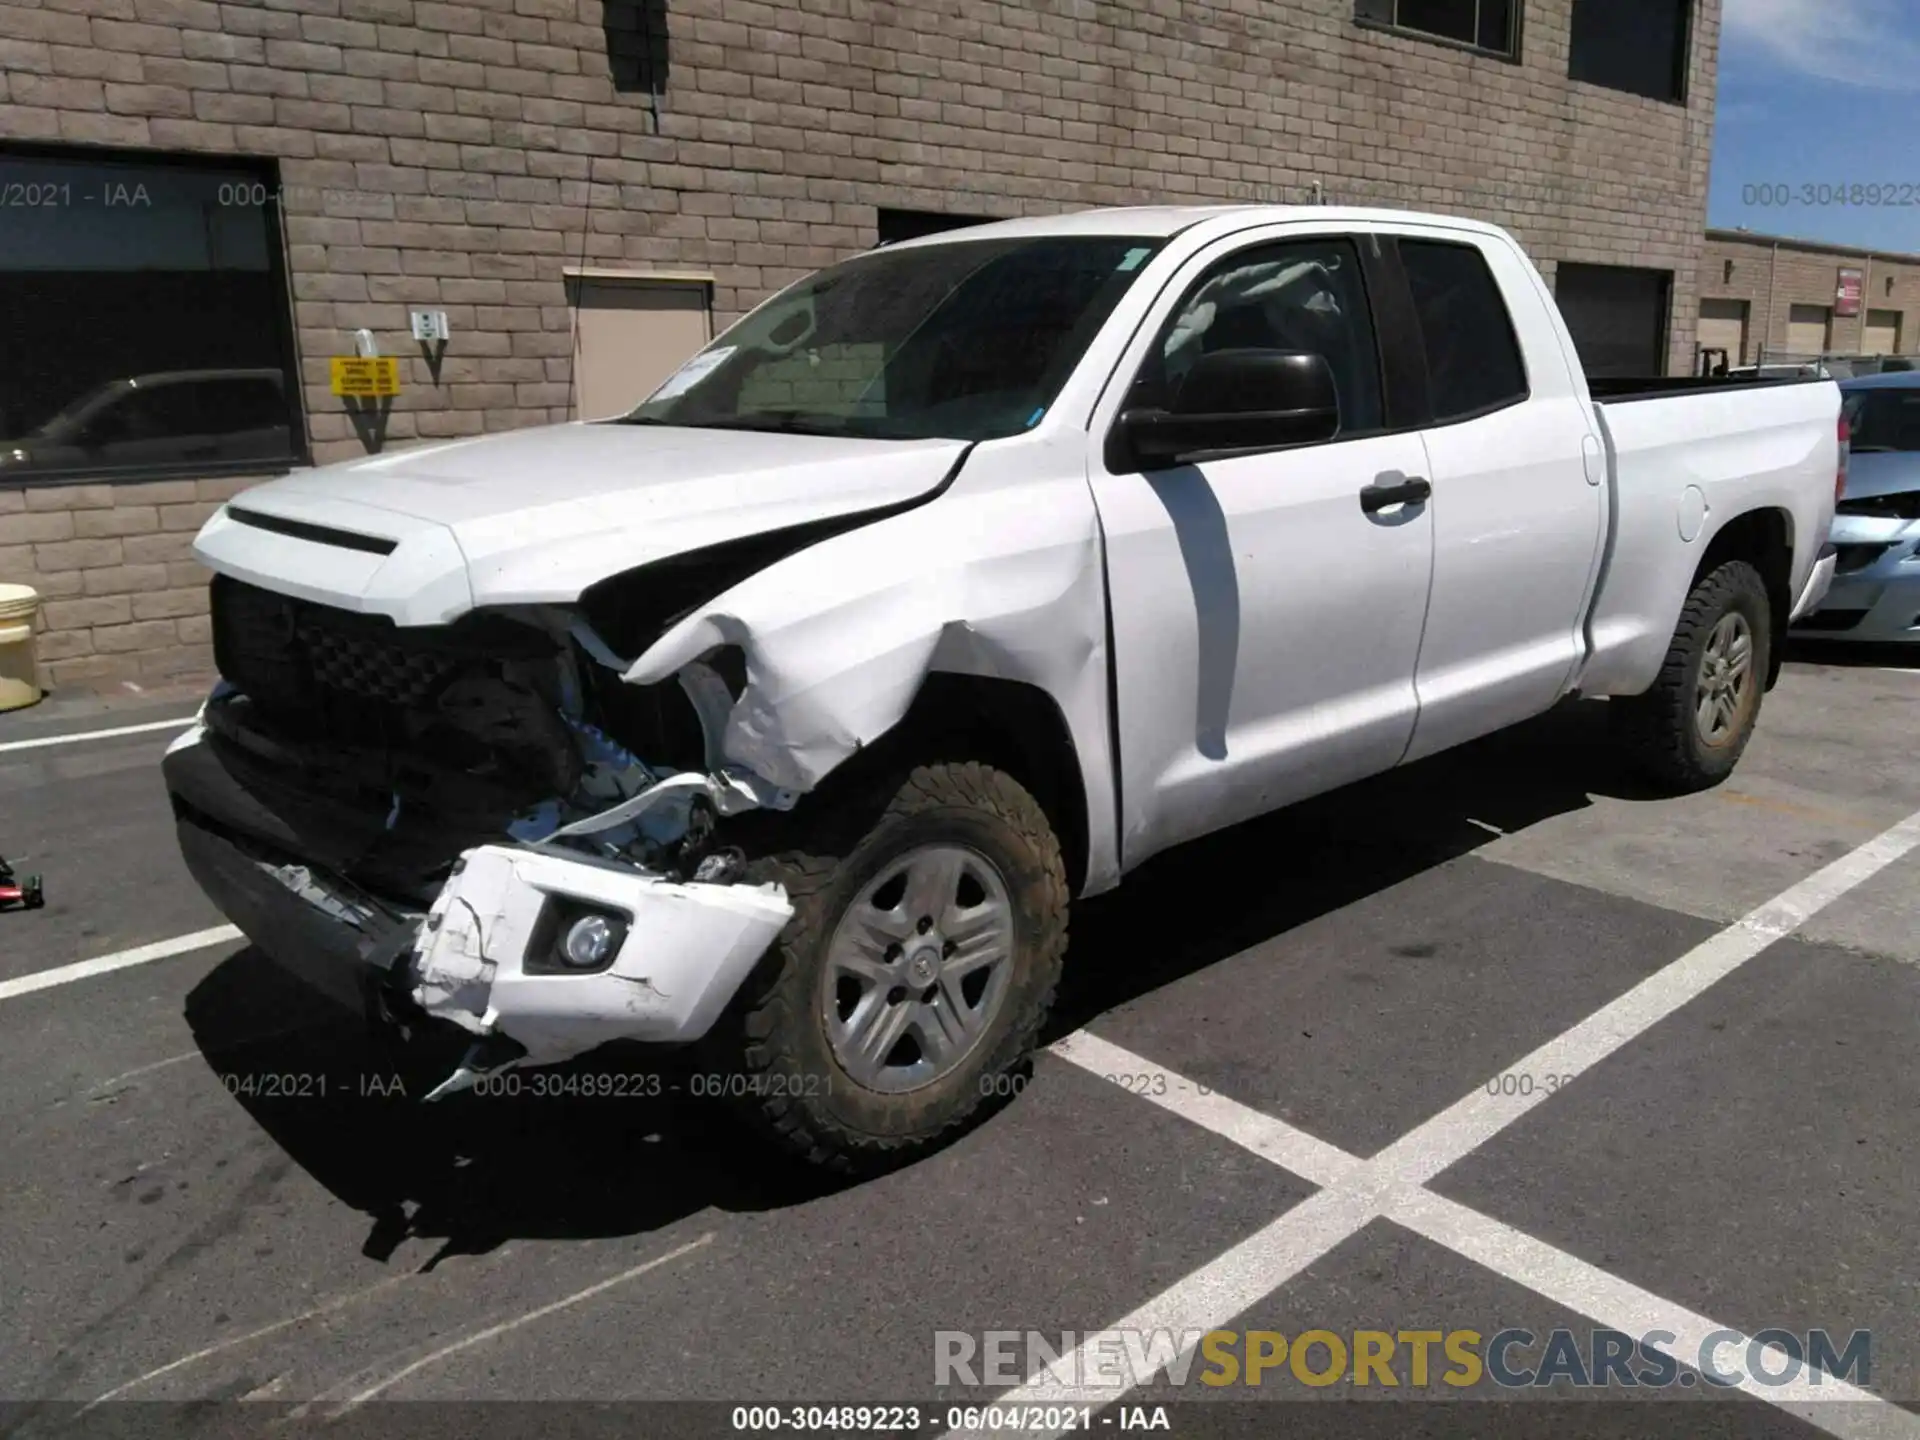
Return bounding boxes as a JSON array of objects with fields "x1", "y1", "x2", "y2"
[{"x1": 561, "y1": 912, "x2": 623, "y2": 969}]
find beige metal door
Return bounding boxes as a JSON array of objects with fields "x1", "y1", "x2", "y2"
[
  {"x1": 1698, "y1": 298, "x2": 1748, "y2": 362},
  {"x1": 570, "y1": 275, "x2": 712, "y2": 421},
  {"x1": 1865, "y1": 309, "x2": 1902, "y2": 355},
  {"x1": 1787, "y1": 304, "x2": 1832, "y2": 355}
]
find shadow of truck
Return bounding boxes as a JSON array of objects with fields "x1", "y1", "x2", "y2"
[{"x1": 184, "y1": 698, "x2": 1657, "y2": 1258}]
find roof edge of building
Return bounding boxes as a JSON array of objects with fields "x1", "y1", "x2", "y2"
[{"x1": 1707, "y1": 228, "x2": 1920, "y2": 268}]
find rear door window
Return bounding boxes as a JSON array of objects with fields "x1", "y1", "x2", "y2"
[{"x1": 1399, "y1": 239, "x2": 1530, "y2": 423}]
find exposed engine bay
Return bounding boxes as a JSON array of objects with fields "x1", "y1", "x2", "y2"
[{"x1": 166, "y1": 574, "x2": 802, "y2": 1094}]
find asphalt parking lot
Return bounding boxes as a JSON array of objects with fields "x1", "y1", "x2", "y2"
[{"x1": 4, "y1": 648, "x2": 1920, "y2": 1440}]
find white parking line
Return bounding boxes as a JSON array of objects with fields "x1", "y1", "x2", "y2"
[
  {"x1": 0, "y1": 925, "x2": 242, "y2": 1004},
  {"x1": 1393, "y1": 1189, "x2": 1905, "y2": 1433},
  {"x1": 1050, "y1": 1031, "x2": 1358, "y2": 1188},
  {"x1": 81, "y1": 1271, "x2": 418, "y2": 1408},
  {"x1": 330, "y1": 1233, "x2": 716, "y2": 1408},
  {"x1": 0, "y1": 715, "x2": 198, "y2": 755},
  {"x1": 948, "y1": 803, "x2": 1920, "y2": 1439},
  {"x1": 1377, "y1": 807, "x2": 1920, "y2": 1186}
]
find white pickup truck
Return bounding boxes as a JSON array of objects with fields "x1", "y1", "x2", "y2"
[{"x1": 165, "y1": 205, "x2": 1842, "y2": 1169}]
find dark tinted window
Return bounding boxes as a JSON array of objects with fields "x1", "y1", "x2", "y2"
[
  {"x1": 1126, "y1": 238, "x2": 1384, "y2": 437},
  {"x1": 1355, "y1": 0, "x2": 1516, "y2": 56},
  {"x1": 0, "y1": 146, "x2": 304, "y2": 483},
  {"x1": 1556, "y1": 263, "x2": 1673, "y2": 378},
  {"x1": 204, "y1": 376, "x2": 288, "y2": 432},
  {"x1": 1569, "y1": 0, "x2": 1690, "y2": 102},
  {"x1": 1844, "y1": 389, "x2": 1920, "y2": 453},
  {"x1": 1400, "y1": 240, "x2": 1528, "y2": 421}
]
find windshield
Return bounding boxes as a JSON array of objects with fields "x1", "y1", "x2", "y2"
[
  {"x1": 1843, "y1": 388, "x2": 1920, "y2": 452},
  {"x1": 625, "y1": 235, "x2": 1163, "y2": 442}
]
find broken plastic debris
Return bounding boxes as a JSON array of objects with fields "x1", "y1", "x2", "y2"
[
  {"x1": 257, "y1": 860, "x2": 376, "y2": 932},
  {"x1": 425, "y1": 1034, "x2": 529, "y2": 1102}
]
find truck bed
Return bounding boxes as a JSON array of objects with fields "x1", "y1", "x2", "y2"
[{"x1": 1576, "y1": 373, "x2": 1841, "y2": 699}]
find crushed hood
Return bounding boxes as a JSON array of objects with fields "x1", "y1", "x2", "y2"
[{"x1": 192, "y1": 422, "x2": 970, "y2": 625}]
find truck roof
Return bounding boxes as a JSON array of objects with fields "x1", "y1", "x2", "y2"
[{"x1": 881, "y1": 203, "x2": 1514, "y2": 246}]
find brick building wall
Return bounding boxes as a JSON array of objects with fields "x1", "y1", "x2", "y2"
[
  {"x1": 0, "y1": 0, "x2": 1723, "y2": 693},
  {"x1": 1701, "y1": 229, "x2": 1920, "y2": 366}
]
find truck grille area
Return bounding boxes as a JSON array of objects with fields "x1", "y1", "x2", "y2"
[
  {"x1": 210, "y1": 576, "x2": 561, "y2": 731},
  {"x1": 212, "y1": 577, "x2": 460, "y2": 716},
  {"x1": 301, "y1": 621, "x2": 461, "y2": 708}
]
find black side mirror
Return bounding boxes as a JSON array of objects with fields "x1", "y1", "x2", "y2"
[{"x1": 1113, "y1": 350, "x2": 1341, "y2": 470}]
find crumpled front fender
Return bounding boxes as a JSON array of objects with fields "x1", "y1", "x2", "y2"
[{"x1": 621, "y1": 442, "x2": 1122, "y2": 894}]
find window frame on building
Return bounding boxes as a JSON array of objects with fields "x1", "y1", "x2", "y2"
[
  {"x1": 1567, "y1": 0, "x2": 1693, "y2": 105},
  {"x1": 1352, "y1": 0, "x2": 1522, "y2": 63},
  {"x1": 0, "y1": 140, "x2": 309, "y2": 490}
]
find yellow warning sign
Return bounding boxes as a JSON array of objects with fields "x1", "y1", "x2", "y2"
[{"x1": 330, "y1": 356, "x2": 402, "y2": 398}]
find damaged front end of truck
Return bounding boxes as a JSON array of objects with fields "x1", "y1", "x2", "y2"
[{"x1": 163, "y1": 567, "x2": 809, "y2": 1099}]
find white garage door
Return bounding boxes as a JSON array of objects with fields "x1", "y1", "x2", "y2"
[
  {"x1": 1865, "y1": 309, "x2": 1902, "y2": 356},
  {"x1": 1788, "y1": 304, "x2": 1832, "y2": 355},
  {"x1": 1698, "y1": 298, "x2": 1748, "y2": 362}
]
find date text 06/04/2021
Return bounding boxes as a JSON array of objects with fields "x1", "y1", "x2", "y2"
[
  {"x1": 213, "y1": 1070, "x2": 855, "y2": 1101},
  {"x1": 728, "y1": 1405, "x2": 1170, "y2": 1432},
  {"x1": 213, "y1": 1069, "x2": 1188, "y2": 1101}
]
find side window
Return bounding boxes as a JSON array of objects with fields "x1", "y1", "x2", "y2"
[
  {"x1": 1127, "y1": 237, "x2": 1384, "y2": 438},
  {"x1": 1399, "y1": 239, "x2": 1529, "y2": 422}
]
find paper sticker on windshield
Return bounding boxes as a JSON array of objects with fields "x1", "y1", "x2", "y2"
[
  {"x1": 648, "y1": 347, "x2": 734, "y2": 403},
  {"x1": 1117, "y1": 248, "x2": 1151, "y2": 273}
]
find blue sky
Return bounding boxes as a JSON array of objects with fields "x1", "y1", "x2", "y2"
[{"x1": 1710, "y1": 0, "x2": 1920, "y2": 253}]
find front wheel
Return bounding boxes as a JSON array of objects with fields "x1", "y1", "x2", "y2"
[
  {"x1": 1612, "y1": 559, "x2": 1772, "y2": 792},
  {"x1": 716, "y1": 761, "x2": 1070, "y2": 1172}
]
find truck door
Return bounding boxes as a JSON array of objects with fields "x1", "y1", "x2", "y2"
[
  {"x1": 1387, "y1": 232, "x2": 1607, "y2": 761},
  {"x1": 1088, "y1": 232, "x2": 1437, "y2": 869}
]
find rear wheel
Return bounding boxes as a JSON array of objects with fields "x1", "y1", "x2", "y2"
[
  {"x1": 1613, "y1": 559, "x2": 1771, "y2": 792},
  {"x1": 716, "y1": 761, "x2": 1069, "y2": 1172}
]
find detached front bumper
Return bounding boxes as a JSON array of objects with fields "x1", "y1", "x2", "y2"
[
  {"x1": 412, "y1": 845, "x2": 792, "y2": 1065},
  {"x1": 164, "y1": 724, "x2": 794, "y2": 1071}
]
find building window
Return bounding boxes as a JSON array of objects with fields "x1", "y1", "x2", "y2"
[
  {"x1": 1556, "y1": 263, "x2": 1673, "y2": 378},
  {"x1": 1354, "y1": 0, "x2": 1518, "y2": 59},
  {"x1": 1569, "y1": 0, "x2": 1691, "y2": 103},
  {"x1": 0, "y1": 144, "x2": 306, "y2": 485},
  {"x1": 875, "y1": 208, "x2": 996, "y2": 246}
]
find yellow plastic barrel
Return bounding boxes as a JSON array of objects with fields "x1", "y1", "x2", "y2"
[{"x1": 0, "y1": 583, "x2": 43, "y2": 712}]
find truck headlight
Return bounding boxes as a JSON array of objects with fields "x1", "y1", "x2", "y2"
[{"x1": 562, "y1": 911, "x2": 626, "y2": 969}]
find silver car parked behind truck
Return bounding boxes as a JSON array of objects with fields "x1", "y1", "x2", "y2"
[{"x1": 1794, "y1": 371, "x2": 1920, "y2": 642}]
